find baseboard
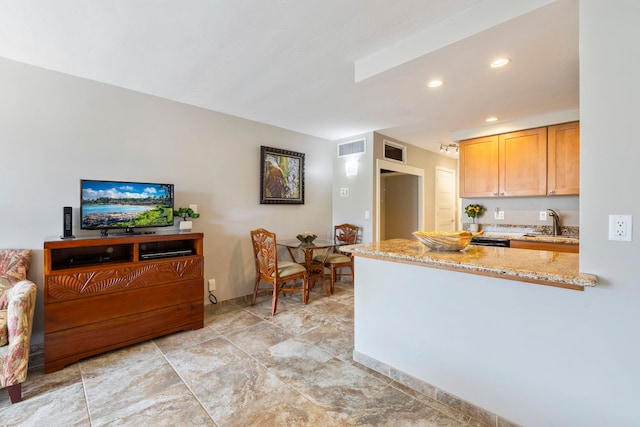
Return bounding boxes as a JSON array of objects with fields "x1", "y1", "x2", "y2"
[{"x1": 352, "y1": 351, "x2": 521, "y2": 427}]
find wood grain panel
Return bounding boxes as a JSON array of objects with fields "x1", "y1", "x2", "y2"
[
  {"x1": 510, "y1": 240, "x2": 579, "y2": 253},
  {"x1": 45, "y1": 258, "x2": 203, "y2": 302},
  {"x1": 44, "y1": 279, "x2": 203, "y2": 332},
  {"x1": 499, "y1": 127, "x2": 547, "y2": 197},
  {"x1": 548, "y1": 121, "x2": 580, "y2": 195},
  {"x1": 44, "y1": 302, "x2": 203, "y2": 373},
  {"x1": 459, "y1": 135, "x2": 499, "y2": 197},
  {"x1": 43, "y1": 233, "x2": 204, "y2": 373}
]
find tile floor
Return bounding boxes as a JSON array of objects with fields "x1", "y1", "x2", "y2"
[{"x1": 1, "y1": 281, "x2": 493, "y2": 426}]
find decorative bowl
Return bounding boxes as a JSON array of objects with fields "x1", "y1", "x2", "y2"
[
  {"x1": 412, "y1": 231, "x2": 475, "y2": 252},
  {"x1": 296, "y1": 233, "x2": 317, "y2": 244}
]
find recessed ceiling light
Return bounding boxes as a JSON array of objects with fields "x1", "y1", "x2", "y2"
[
  {"x1": 427, "y1": 79, "x2": 444, "y2": 88},
  {"x1": 486, "y1": 116, "x2": 499, "y2": 122},
  {"x1": 490, "y1": 58, "x2": 510, "y2": 68}
]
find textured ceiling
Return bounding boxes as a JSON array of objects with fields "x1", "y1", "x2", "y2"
[{"x1": 0, "y1": 0, "x2": 578, "y2": 155}]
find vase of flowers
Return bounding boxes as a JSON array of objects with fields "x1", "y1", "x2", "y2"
[{"x1": 464, "y1": 204, "x2": 485, "y2": 232}]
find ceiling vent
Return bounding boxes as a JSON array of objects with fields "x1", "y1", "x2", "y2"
[
  {"x1": 337, "y1": 139, "x2": 366, "y2": 158},
  {"x1": 383, "y1": 139, "x2": 407, "y2": 163}
]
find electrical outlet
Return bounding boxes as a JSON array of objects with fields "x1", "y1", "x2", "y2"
[
  {"x1": 609, "y1": 215, "x2": 632, "y2": 241},
  {"x1": 494, "y1": 210, "x2": 504, "y2": 220},
  {"x1": 539, "y1": 211, "x2": 547, "y2": 221},
  {"x1": 208, "y1": 279, "x2": 216, "y2": 291}
]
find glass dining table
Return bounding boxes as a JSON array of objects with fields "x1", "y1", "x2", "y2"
[{"x1": 277, "y1": 238, "x2": 335, "y2": 297}]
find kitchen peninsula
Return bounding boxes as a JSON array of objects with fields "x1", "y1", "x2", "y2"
[
  {"x1": 343, "y1": 239, "x2": 594, "y2": 290},
  {"x1": 342, "y1": 239, "x2": 597, "y2": 425}
]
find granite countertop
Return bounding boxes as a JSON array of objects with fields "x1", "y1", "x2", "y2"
[{"x1": 342, "y1": 239, "x2": 596, "y2": 290}]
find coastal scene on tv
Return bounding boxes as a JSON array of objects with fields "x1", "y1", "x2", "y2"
[{"x1": 81, "y1": 181, "x2": 174, "y2": 229}]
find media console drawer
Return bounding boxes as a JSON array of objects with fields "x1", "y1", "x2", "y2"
[{"x1": 43, "y1": 232, "x2": 204, "y2": 373}]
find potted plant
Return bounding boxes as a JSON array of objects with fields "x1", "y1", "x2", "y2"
[
  {"x1": 464, "y1": 204, "x2": 485, "y2": 232},
  {"x1": 174, "y1": 207, "x2": 200, "y2": 231}
]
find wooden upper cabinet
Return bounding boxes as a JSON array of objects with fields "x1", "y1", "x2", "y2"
[
  {"x1": 499, "y1": 127, "x2": 547, "y2": 197},
  {"x1": 547, "y1": 121, "x2": 580, "y2": 195},
  {"x1": 459, "y1": 135, "x2": 499, "y2": 197},
  {"x1": 460, "y1": 127, "x2": 547, "y2": 197}
]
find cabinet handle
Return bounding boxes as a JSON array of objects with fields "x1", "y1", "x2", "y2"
[
  {"x1": 499, "y1": 192, "x2": 505, "y2": 196},
  {"x1": 549, "y1": 190, "x2": 556, "y2": 194},
  {"x1": 493, "y1": 192, "x2": 498, "y2": 196}
]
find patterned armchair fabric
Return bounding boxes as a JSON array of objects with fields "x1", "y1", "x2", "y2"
[{"x1": 0, "y1": 249, "x2": 37, "y2": 404}]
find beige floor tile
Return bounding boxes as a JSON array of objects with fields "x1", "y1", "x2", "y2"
[
  {"x1": 223, "y1": 384, "x2": 343, "y2": 427},
  {"x1": 345, "y1": 384, "x2": 468, "y2": 427},
  {"x1": 0, "y1": 366, "x2": 89, "y2": 427},
  {"x1": 188, "y1": 358, "x2": 286, "y2": 424},
  {"x1": 8, "y1": 280, "x2": 507, "y2": 426}
]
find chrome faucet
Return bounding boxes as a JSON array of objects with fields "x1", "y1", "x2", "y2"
[{"x1": 547, "y1": 209, "x2": 561, "y2": 236}]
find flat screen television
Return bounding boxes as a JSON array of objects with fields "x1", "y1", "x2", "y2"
[{"x1": 80, "y1": 179, "x2": 174, "y2": 235}]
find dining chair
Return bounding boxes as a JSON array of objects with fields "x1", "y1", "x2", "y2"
[
  {"x1": 315, "y1": 224, "x2": 359, "y2": 293},
  {"x1": 250, "y1": 228, "x2": 308, "y2": 315}
]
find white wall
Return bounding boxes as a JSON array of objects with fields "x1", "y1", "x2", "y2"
[
  {"x1": 579, "y1": 0, "x2": 640, "y2": 422},
  {"x1": 332, "y1": 133, "x2": 374, "y2": 243},
  {"x1": 0, "y1": 57, "x2": 333, "y2": 345},
  {"x1": 355, "y1": 257, "x2": 601, "y2": 426}
]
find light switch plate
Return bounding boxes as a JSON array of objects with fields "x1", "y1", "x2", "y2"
[
  {"x1": 539, "y1": 211, "x2": 547, "y2": 221},
  {"x1": 340, "y1": 188, "x2": 349, "y2": 197},
  {"x1": 494, "y1": 210, "x2": 504, "y2": 220}
]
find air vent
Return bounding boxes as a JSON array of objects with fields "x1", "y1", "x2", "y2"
[
  {"x1": 383, "y1": 139, "x2": 406, "y2": 163},
  {"x1": 337, "y1": 139, "x2": 366, "y2": 158}
]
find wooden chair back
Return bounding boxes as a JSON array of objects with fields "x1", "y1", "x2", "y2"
[
  {"x1": 334, "y1": 224, "x2": 359, "y2": 246},
  {"x1": 250, "y1": 228, "x2": 279, "y2": 281},
  {"x1": 250, "y1": 228, "x2": 308, "y2": 315}
]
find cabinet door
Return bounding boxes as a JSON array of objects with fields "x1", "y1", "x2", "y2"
[
  {"x1": 459, "y1": 135, "x2": 499, "y2": 197},
  {"x1": 499, "y1": 128, "x2": 547, "y2": 197},
  {"x1": 548, "y1": 121, "x2": 580, "y2": 195}
]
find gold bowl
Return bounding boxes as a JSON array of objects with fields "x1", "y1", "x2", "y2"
[
  {"x1": 412, "y1": 231, "x2": 479, "y2": 252},
  {"x1": 296, "y1": 234, "x2": 317, "y2": 244}
]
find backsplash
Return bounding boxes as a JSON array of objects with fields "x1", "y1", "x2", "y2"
[
  {"x1": 463, "y1": 223, "x2": 579, "y2": 237},
  {"x1": 461, "y1": 196, "x2": 579, "y2": 227}
]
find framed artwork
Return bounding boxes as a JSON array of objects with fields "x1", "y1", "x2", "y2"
[{"x1": 260, "y1": 145, "x2": 305, "y2": 204}]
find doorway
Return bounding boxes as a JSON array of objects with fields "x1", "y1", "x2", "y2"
[
  {"x1": 435, "y1": 166, "x2": 457, "y2": 232},
  {"x1": 375, "y1": 159, "x2": 424, "y2": 241}
]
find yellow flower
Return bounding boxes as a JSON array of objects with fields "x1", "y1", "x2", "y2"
[{"x1": 464, "y1": 204, "x2": 485, "y2": 219}]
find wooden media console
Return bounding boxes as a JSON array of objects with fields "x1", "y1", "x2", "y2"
[{"x1": 43, "y1": 232, "x2": 204, "y2": 373}]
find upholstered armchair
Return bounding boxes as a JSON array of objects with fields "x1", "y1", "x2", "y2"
[{"x1": 0, "y1": 249, "x2": 37, "y2": 404}]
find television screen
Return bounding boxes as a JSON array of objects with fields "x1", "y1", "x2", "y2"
[{"x1": 80, "y1": 180, "x2": 174, "y2": 232}]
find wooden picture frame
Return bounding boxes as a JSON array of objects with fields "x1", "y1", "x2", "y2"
[{"x1": 260, "y1": 146, "x2": 305, "y2": 204}]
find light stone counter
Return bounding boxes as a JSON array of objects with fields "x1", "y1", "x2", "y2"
[{"x1": 342, "y1": 239, "x2": 596, "y2": 290}]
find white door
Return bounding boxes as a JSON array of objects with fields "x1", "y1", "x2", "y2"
[{"x1": 435, "y1": 167, "x2": 456, "y2": 232}]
